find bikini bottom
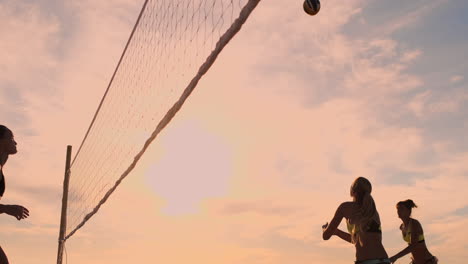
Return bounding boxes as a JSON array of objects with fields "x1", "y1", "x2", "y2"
[
  {"x1": 410, "y1": 256, "x2": 438, "y2": 264},
  {"x1": 355, "y1": 258, "x2": 391, "y2": 264}
]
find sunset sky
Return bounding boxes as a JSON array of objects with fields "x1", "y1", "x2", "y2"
[{"x1": 1, "y1": 0, "x2": 467, "y2": 263}]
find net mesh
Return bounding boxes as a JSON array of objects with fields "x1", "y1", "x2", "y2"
[{"x1": 64, "y1": 0, "x2": 260, "y2": 240}]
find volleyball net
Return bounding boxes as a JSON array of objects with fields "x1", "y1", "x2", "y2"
[{"x1": 57, "y1": 0, "x2": 261, "y2": 262}]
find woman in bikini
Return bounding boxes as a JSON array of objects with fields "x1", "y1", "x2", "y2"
[
  {"x1": 389, "y1": 200, "x2": 438, "y2": 264},
  {"x1": 0, "y1": 125, "x2": 30, "y2": 264},
  {"x1": 322, "y1": 177, "x2": 390, "y2": 264}
]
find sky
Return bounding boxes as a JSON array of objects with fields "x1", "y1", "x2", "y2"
[{"x1": 0, "y1": 0, "x2": 467, "y2": 263}]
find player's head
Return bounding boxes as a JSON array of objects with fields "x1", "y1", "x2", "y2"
[
  {"x1": 350, "y1": 177, "x2": 372, "y2": 203},
  {"x1": 397, "y1": 199, "x2": 417, "y2": 218},
  {"x1": 0, "y1": 125, "x2": 17, "y2": 155}
]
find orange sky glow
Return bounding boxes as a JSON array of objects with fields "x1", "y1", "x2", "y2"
[{"x1": 0, "y1": 0, "x2": 467, "y2": 263}]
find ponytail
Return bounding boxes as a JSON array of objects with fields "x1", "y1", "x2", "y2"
[{"x1": 350, "y1": 177, "x2": 378, "y2": 244}]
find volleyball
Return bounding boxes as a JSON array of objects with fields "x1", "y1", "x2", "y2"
[{"x1": 303, "y1": 0, "x2": 321, "y2": 16}]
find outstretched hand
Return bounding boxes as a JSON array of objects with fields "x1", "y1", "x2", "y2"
[
  {"x1": 4, "y1": 205, "x2": 29, "y2": 220},
  {"x1": 322, "y1": 222, "x2": 329, "y2": 232}
]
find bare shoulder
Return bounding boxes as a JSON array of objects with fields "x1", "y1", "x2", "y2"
[
  {"x1": 410, "y1": 218, "x2": 424, "y2": 232},
  {"x1": 337, "y1": 201, "x2": 355, "y2": 217}
]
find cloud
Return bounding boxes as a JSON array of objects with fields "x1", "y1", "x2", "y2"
[
  {"x1": 0, "y1": 1, "x2": 61, "y2": 130},
  {"x1": 185, "y1": 1, "x2": 468, "y2": 262},
  {"x1": 408, "y1": 89, "x2": 468, "y2": 118},
  {"x1": 2, "y1": 0, "x2": 467, "y2": 263},
  {"x1": 450, "y1": 75, "x2": 464, "y2": 83},
  {"x1": 0, "y1": 1, "x2": 61, "y2": 81},
  {"x1": 368, "y1": 0, "x2": 449, "y2": 36},
  {"x1": 428, "y1": 215, "x2": 468, "y2": 262},
  {"x1": 400, "y1": 49, "x2": 422, "y2": 63},
  {"x1": 219, "y1": 200, "x2": 303, "y2": 216},
  {"x1": 0, "y1": 1, "x2": 142, "y2": 262}
]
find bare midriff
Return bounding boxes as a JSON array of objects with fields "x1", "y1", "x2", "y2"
[
  {"x1": 355, "y1": 232, "x2": 388, "y2": 261},
  {"x1": 411, "y1": 241, "x2": 434, "y2": 264}
]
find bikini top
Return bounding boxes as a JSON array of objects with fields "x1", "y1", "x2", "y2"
[
  {"x1": 347, "y1": 218, "x2": 382, "y2": 235},
  {"x1": 401, "y1": 220, "x2": 425, "y2": 244}
]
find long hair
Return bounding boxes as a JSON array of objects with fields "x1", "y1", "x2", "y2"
[
  {"x1": 0, "y1": 124, "x2": 9, "y2": 197},
  {"x1": 0, "y1": 125, "x2": 8, "y2": 139},
  {"x1": 0, "y1": 125, "x2": 10, "y2": 165},
  {"x1": 350, "y1": 177, "x2": 378, "y2": 244}
]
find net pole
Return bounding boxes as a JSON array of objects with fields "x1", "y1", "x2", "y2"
[{"x1": 57, "y1": 145, "x2": 72, "y2": 264}]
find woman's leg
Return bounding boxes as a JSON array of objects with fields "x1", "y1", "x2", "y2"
[{"x1": 0, "y1": 246, "x2": 9, "y2": 264}]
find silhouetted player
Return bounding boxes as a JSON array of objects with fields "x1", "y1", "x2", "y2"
[
  {"x1": 0, "y1": 125, "x2": 30, "y2": 264},
  {"x1": 390, "y1": 199, "x2": 438, "y2": 264},
  {"x1": 322, "y1": 177, "x2": 391, "y2": 264}
]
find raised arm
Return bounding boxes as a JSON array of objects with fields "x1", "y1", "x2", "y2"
[{"x1": 322, "y1": 202, "x2": 348, "y2": 240}]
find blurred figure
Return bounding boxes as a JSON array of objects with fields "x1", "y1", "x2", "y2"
[
  {"x1": 389, "y1": 199, "x2": 438, "y2": 264},
  {"x1": 0, "y1": 125, "x2": 30, "y2": 264}
]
